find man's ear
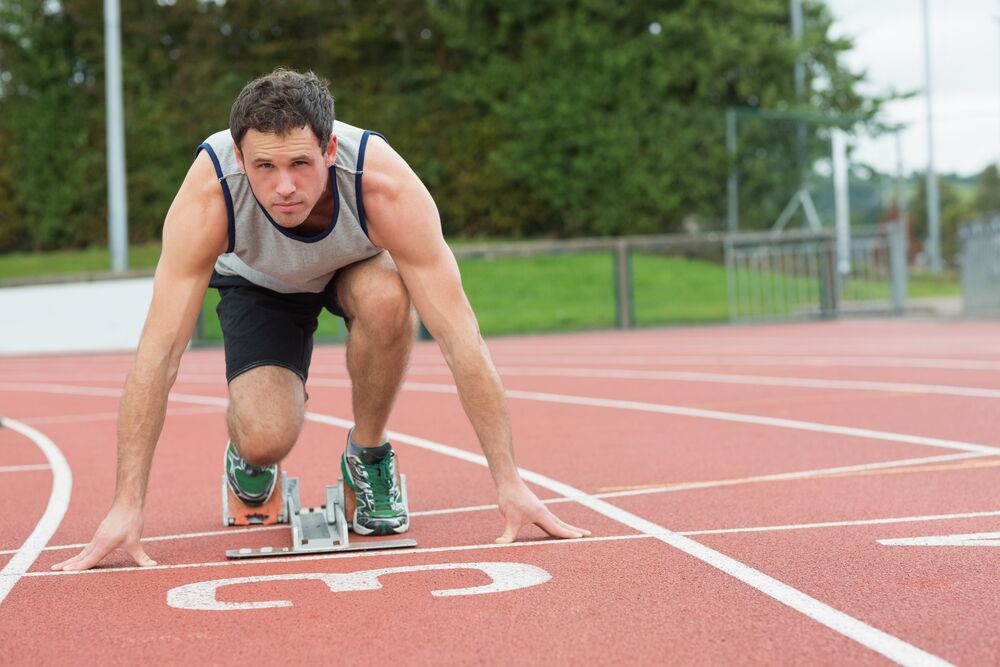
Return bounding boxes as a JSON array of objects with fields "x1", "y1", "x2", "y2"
[
  {"x1": 325, "y1": 135, "x2": 338, "y2": 167},
  {"x1": 233, "y1": 145, "x2": 245, "y2": 173}
]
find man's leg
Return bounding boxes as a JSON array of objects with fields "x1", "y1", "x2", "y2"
[
  {"x1": 333, "y1": 252, "x2": 415, "y2": 535},
  {"x1": 335, "y1": 252, "x2": 416, "y2": 445},
  {"x1": 227, "y1": 365, "x2": 307, "y2": 466}
]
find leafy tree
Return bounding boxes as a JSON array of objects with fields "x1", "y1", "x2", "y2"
[
  {"x1": 972, "y1": 163, "x2": 1000, "y2": 217},
  {"x1": 910, "y1": 173, "x2": 968, "y2": 266},
  {"x1": 0, "y1": 0, "x2": 887, "y2": 253}
]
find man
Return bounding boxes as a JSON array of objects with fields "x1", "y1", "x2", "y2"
[{"x1": 53, "y1": 68, "x2": 589, "y2": 571}]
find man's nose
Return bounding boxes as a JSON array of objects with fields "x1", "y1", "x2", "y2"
[{"x1": 276, "y1": 171, "x2": 296, "y2": 197}]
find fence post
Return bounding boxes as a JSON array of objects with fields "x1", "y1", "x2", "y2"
[
  {"x1": 613, "y1": 239, "x2": 634, "y2": 329},
  {"x1": 818, "y1": 242, "x2": 840, "y2": 318},
  {"x1": 887, "y1": 221, "x2": 908, "y2": 314}
]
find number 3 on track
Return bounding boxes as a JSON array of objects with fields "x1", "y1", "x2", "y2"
[{"x1": 166, "y1": 562, "x2": 551, "y2": 611}]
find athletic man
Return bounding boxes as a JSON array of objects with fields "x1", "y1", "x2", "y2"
[{"x1": 53, "y1": 69, "x2": 589, "y2": 571}]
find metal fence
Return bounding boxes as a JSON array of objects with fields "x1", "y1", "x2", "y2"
[
  {"x1": 724, "y1": 223, "x2": 907, "y2": 322},
  {"x1": 959, "y1": 215, "x2": 1000, "y2": 315},
  {"x1": 1, "y1": 226, "x2": 911, "y2": 347}
]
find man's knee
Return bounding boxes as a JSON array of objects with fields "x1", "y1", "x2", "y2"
[
  {"x1": 229, "y1": 411, "x2": 301, "y2": 466},
  {"x1": 227, "y1": 366, "x2": 305, "y2": 465}
]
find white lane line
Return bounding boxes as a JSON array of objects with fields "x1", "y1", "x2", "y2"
[
  {"x1": 1, "y1": 383, "x2": 952, "y2": 662},
  {"x1": 0, "y1": 451, "x2": 983, "y2": 555},
  {"x1": 0, "y1": 505, "x2": 500, "y2": 555},
  {"x1": 499, "y1": 388, "x2": 1000, "y2": 457},
  {"x1": 0, "y1": 418, "x2": 72, "y2": 605},
  {"x1": 178, "y1": 365, "x2": 1000, "y2": 402},
  {"x1": 23, "y1": 534, "x2": 650, "y2": 576},
  {"x1": 14, "y1": 504, "x2": 1000, "y2": 559},
  {"x1": 21, "y1": 406, "x2": 223, "y2": 427},
  {"x1": 388, "y1": 365, "x2": 1000, "y2": 401},
  {"x1": 0, "y1": 464, "x2": 52, "y2": 473},
  {"x1": 10, "y1": 380, "x2": 999, "y2": 459},
  {"x1": 361, "y1": 419, "x2": 950, "y2": 666},
  {"x1": 878, "y1": 532, "x2": 1000, "y2": 547},
  {"x1": 401, "y1": 353, "x2": 1000, "y2": 372},
  {"x1": 685, "y1": 510, "x2": 1000, "y2": 537},
  {"x1": 594, "y1": 452, "x2": 988, "y2": 499}
]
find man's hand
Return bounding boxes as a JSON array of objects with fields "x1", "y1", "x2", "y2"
[
  {"x1": 51, "y1": 503, "x2": 156, "y2": 571},
  {"x1": 495, "y1": 481, "x2": 591, "y2": 544}
]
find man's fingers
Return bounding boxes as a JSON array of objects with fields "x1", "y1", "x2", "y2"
[
  {"x1": 59, "y1": 543, "x2": 117, "y2": 572},
  {"x1": 127, "y1": 543, "x2": 157, "y2": 568},
  {"x1": 534, "y1": 512, "x2": 590, "y2": 539},
  {"x1": 51, "y1": 542, "x2": 96, "y2": 571},
  {"x1": 495, "y1": 520, "x2": 520, "y2": 544}
]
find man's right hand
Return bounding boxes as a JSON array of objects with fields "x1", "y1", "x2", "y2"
[{"x1": 51, "y1": 503, "x2": 157, "y2": 571}]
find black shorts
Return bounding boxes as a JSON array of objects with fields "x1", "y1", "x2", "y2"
[{"x1": 210, "y1": 271, "x2": 346, "y2": 383}]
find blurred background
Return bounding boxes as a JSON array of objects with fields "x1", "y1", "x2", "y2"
[{"x1": 1, "y1": 0, "x2": 998, "y2": 349}]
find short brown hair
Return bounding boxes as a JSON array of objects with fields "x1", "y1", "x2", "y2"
[{"x1": 229, "y1": 68, "x2": 335, "y2": 149}]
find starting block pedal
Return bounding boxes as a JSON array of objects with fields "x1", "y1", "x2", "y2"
[{"x1": 223, "y1": 473, "x2": 416, "y2": 559}]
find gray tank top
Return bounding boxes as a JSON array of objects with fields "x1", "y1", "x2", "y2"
[{"x1": 196, "y1": 121, "x2": 384, "y2": 294}]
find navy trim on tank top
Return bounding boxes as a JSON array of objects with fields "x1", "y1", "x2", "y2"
[
  {"x1": 251, "y1": 165, "x2": 341, "y2": 244},
  {"x1": 355, "y1": 130, "x2": 388, "y2": 239},
  {"x1": 196, "y1": 143, "x2": 236, "y2": 253}
]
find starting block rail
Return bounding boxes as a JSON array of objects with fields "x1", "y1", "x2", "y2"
[{"x1": 223, "y1": 473, "x2": 416, "y2": 559}]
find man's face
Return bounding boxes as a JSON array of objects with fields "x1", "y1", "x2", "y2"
[{"x1": 235, "y1": 126, "x2": 336, "y2": 227}]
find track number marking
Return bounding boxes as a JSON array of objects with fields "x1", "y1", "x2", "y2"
[{"x1": 166, "y1": 562, "x2": 550, "y2": 611}]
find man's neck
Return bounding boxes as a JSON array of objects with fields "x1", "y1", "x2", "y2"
[{"x1": 290, "y1": 173, "x2": 335, "y2": 237}]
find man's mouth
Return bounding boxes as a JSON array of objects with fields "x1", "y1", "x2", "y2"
[{"x1": 274, "y1": 201, "x2": 301, "y2": 212}]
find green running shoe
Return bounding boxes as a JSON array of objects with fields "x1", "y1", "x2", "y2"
[
  {"x1": 341, "y1": 434, "x2": 409, "y2": 536},
  {"x1": 224, "y1": 441, "x2": 278, "y2": 505}
]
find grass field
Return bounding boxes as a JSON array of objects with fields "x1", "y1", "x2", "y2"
[{"x1": 1, "y1": 242, "x2": 964, "y2": 341}]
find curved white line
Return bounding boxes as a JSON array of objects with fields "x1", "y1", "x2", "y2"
[{"x1": 0, "y1": 417, "x2": 72, "y2": 605}]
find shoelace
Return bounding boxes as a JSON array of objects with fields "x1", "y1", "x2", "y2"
[{"x1": 355, "y1": 457, "x2": 400, "y2": 512}]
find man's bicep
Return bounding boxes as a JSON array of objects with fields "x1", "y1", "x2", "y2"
[{"x1": 140, "y1": 152, "x2": 227, "y2": 353}]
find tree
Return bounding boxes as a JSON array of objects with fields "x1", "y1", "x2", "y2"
[
  {"x1": 910, "y1": 174, "x2": 968, "y2": 267},
  {"x1": 0, "y1": 0, "x2": 887, "y2": 251},
  {"x1": 972, "y1": 164, "x2": 1000, "y2": 217}
]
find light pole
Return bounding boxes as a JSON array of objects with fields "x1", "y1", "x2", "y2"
[
  {"x1": 104, "y1": 0, "x2": 128, "y2": 272},
  {"x1": 921, "y1": 0, "x2": 942, "y2": 272},
  {"x1": 995, "y1": 7, "x2": 1000, "y2": 168}
]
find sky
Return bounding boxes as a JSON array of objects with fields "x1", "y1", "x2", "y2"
[{"x1": 825, "y1": 0, "x2": 1000, "y2": 176}]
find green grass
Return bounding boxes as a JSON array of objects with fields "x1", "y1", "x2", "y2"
[
  {"x1": 458, "y1": 254, "x2": 617, "y2": 334},
  {"x1": 1, "y1": 243, "x2": 965, "y2": 341},
  {"x1": 632, "y1": 254, "x2": 731, "y2": 324},
  {"x1": 908, "y1": 269, "x2": 962, "y2": 298},
  {"x1": 0, "y1": 243, "x2": 161, "y2": 279}
]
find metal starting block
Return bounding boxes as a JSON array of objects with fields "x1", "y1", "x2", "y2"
[{"x1": 223, "y1": 472, "x2": 416, "y2": 559}]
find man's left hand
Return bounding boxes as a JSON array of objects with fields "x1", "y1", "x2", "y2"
[{"x1": 495, "y1": 481, "x2": 591, "y2": 543}]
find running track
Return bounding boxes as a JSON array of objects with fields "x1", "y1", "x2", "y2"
[{"x1": 2, "y1": 319, "x2": 999, "y2": 665}]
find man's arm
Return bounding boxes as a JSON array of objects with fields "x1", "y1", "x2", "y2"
[
  {"x1": 363, "y1": 138, "x2": 589, "y2": 543},
  {"x1": 52, "y1": 152, "x2": 229, "y2": 571}
]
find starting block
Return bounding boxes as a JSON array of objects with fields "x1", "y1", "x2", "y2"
[{"x1": 222, "y1": 472, "x2": 417, "y2": 559}]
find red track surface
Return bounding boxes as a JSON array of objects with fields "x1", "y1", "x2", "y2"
[{"x1": 2, "y1": 319, "x2": 1000, "y2": 665}]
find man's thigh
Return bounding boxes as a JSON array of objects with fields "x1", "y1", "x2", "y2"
[
  {"x1": 330, "y1": 251, "x2": 409, "y2": 323},
  {"x1": 227, "y1": 365, "x2": 306, "y2": 460},
  {"x1": 212, "y1": 272, "x2": 324, "y2": 382}
]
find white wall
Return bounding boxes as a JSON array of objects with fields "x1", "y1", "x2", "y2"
[{"x1": 0, "y1": 278, "x2": 154, "y2": 355}]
